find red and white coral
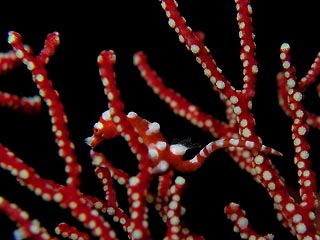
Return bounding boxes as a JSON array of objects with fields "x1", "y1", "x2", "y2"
[{"x1": 0, "y1": 0, "x2": 320, "y2": 239}]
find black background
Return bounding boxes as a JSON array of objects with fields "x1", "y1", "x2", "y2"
[{"x1": 1, "y1": 1, "x2": 320, "y2": 239}]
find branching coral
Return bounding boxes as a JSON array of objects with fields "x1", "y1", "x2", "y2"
[{"x1": 1, "y1": 0, "x2": 320, "y2": 239}]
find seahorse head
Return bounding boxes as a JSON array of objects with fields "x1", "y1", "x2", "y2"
[{"x1": 85, "y1": 109, "x2": 119, "y2": 148}]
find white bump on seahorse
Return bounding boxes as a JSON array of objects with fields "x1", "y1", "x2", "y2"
[
  {"x1": 152, "y1": 160, "x2": 169, "y2": 174},
  {"x1": 146, "y1": 122, "x2": 160, "y2": 135},
  {"x1": 170, "y1": 144, "x2": 188, "y2": 156},
  {"x1": 148, "y1": 148, "x2": 159, "y2": 160},
  {"x1": 156, "y1": 141, "x2": 167, "y2": 151},
  {"x1": 102, "y1": 110, "x2": 112, "y2": 120}
]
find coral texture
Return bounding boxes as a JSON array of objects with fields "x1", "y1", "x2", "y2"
[{"x1": 1, "y1": 0, "x2": 320, "y2": 239}]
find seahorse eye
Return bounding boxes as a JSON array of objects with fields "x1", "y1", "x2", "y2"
[{"x1": 93, "y1": 122, "x2": 104, "y2": 136}]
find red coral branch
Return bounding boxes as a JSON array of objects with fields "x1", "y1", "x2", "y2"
[
  {"x1": 0, "y1": 0, "x2": 320, "y2": 239},
  {"x1": 8, "y1": 31, "x2": 81, "y2": 188}
]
